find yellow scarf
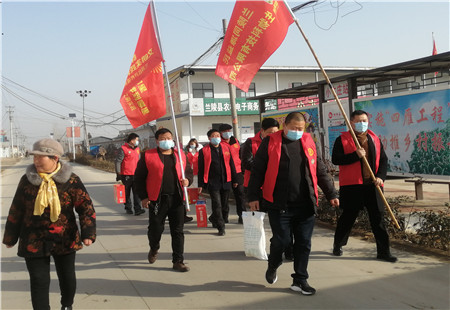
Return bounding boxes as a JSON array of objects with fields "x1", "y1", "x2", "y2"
[{"x1": 34, "y1": 163, "x2": 62, "y2": 222}]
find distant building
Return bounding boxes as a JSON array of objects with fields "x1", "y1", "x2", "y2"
[{"x1": 157, "y1": 65, "x2": 368, "y2": 145}]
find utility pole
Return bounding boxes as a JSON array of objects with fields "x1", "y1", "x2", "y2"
[
  {"x1": 222, "y1": 19, "x2": 240, "y2": 141},
  {"x1": 69, "y1": 113, "x2": 76, "y2": 161},
  {"x1": 6, "y1": 106, "x2": 14, "y2": 157},
  {"x1": 76, "y1": 90, "x2": 91, "y2": 153}
]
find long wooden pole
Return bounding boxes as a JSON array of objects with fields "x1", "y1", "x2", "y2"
[
  {"x1": 151, "y1": 0, "x2": 190, "y2": 211},
  {"x1": 284, "y1": 1, "x2": 400, "y2": 229}
]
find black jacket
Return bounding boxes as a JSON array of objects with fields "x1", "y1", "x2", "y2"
[
  {"x1": 332, "y1": 135, "x2": 388, "y2": 183},
  {"x1": 247, "y1": 135, "x2": 338, "y2": 212},
  {"x1": 241, "y1": 136, "x2": 257, "y2": 173}
]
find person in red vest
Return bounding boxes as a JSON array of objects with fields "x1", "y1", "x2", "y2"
[
  {"x1": 115, "y1": 133, "x2": 145, "y2": 215},
  {"x1": 331, "y1": 110, "x2": 396, "y2": 262},
  {"x1": 242, "y1": 117, "x2": 298, "y2": 261},
  {"x1": 183, "y1": 138, "x2": 200, "y2": 223},
  {"x1": 198, "y1": 129, "x2": 238, "y2": 236},
  {"x1": 247, "y1": 112, "x2": 339, "y2": 296},
  {"x1": 219, "y1": 123, "x2": 245, "y2": 224},
  {"x1": 134, "y1": 128, "x2": 193, "y2": 272},
  {"x1": 185, "y1": 138, "x2": 199, "y2": 177}
]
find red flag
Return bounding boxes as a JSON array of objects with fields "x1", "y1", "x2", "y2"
[
  {"x1": 432, "y1": 38, "x2": 437, "y2": 55},
  {"x1": 216, "y1": 0, "x2": 294, "y2": 92},
  {"x1": 120, "y1": 2, "x2": 166, "y2": 128},
  {"x1": 432, "y1": 36, "x2": 438, "y2": 76}
]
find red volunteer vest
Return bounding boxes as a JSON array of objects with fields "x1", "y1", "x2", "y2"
[
  {"x1": 201, "y1": 143, "x2": 232, "y2": 184},
  {"x1": 144, "y1": 148, "x2": 186, "y2": 201},
  {"x1": 339, "y1": 130, "x2": 381, "y2": 186},
  {"x1": 262, "y1": 131, "x2": 319, "y2": 205},
  {"x1": 222, "y1": 138, "x2": 242, "y2": 174},
  {"x1": 187, "y1": 151, "x2": 199, "y2": 176},
  {"x1": 243, "y1": 132, "x2": 262, "y2": 187},
  {"x1": 120, "y1": 144, "x2": 140, "y2": 175}
]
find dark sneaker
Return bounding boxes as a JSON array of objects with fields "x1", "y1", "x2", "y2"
[
  {"x1": 377, "y1": 253, "x2": 398, "y2": 263},
  {"x1": 184, "y1": 216, "x2": 193, "y2": 223},
  {"x1": 265, "y1": 266, "x2": 278, "y2": 284},
  {"x1": 135, "y1": 209, "x2": 145, "y2": 216},
  {"x1": 218, "y1": 229, "x2": 226, "y2": 236},
  {"x1": 173, "y1": 262, "x2": 190, "y2": 272},
  {"x1": 332, "y1": 246, "x2": 343, "y2": 256},
  {"x1": 125, "y1": 209, "x2": 133, "y2": 214},
  {"x1": 238, "y1": 216, "x2": 243, "y2": 224},
  {"x1": 148, "y1": 249, "x2": 158, "y2": 264},
  {"x1": 291, "y1": 280, "x2": 316, "y2": 295}
]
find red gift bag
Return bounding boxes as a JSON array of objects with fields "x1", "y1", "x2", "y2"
[
  {"x1": 114, "y1": 184, "x2": 126, "y2": 204},
  {"x1": 187, "y1": 187, "x2": 199, "y2": 204},
  {"x1": 196, "y1": 200, "x2": 208, "y2": 227}
]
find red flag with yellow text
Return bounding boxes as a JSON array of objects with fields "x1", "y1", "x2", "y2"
[
  {"x1": 120, "y1": 2, "x2": 166, "y2": 128},
  {"x1": 216, "y1": 0, "x2": 294, "y2": 92}
]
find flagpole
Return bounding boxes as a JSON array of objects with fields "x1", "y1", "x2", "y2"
[
  {"x1": 150, "y1": 0, "x2": 190, "y2": 212},
  {"x1": 284, "y1": 0, "x2": 400, "y2": 229}
]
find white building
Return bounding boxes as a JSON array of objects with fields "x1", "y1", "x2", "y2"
[{"x1": 156, "y1": 65, "x2": 368, "y2": 146}]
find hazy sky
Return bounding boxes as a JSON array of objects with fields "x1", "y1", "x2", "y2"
[{"x1": 1, "y1": 0, "x2": 449, "y2": 147}]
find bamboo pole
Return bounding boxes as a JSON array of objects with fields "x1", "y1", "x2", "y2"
[{"x1": 285, "y1": 1, "x2": 400, "y2": 229}]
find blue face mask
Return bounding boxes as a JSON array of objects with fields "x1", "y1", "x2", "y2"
[
  {"x1": 158, "y1": 140, "x2": 174, "y2": 150},
  {"x1": 222, "y1": 131, "x2": 232, "y2": 139},
  {"x1": 286, "y1": 130, "x2": 304, "y2": 141},
  {"x1": 354, "y1": 121, "x2": 369, "y2": 133},
  {"x1": 210, "y1": 137, "x2": 221, "y2": 146},
  {"x1": 189, "y1": 144, "x2": 196, "y2": 149},
  {"x1": 134, "y1": 140, "x2": 139, "y2": 147}
]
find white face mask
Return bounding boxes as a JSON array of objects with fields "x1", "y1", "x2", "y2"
[
  {"x1": 222, "y1": 131, "x2": 232, "y2": 139},
  {"x1": 158, "y1": 140, "x2": 174, "y2": 150},
  {"x1": 354, "y1": 121, "x2": 369, "y2": 133}
]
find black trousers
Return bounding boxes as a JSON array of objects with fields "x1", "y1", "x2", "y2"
[
  {"x1": 232, "y1": 183, "x2": 245, "y2": 217},
  {"x1": 122, "y1": 175, "x2": 142, "y2": 212},
  {"x1": 268, "y1": 208, "x2": 315, "y2": 281},
  {"x1": 147, "y1": 194, "x2": 185, "y2": 263},
  {"x1": 25, "y1": 252, "x2": 76, "y2": 310},
  {"x1": 208, "y1": 189, "x2": 230, "y2": 230},
  {"x1": 334, "y1": 184, "x2": 391, "y2": 255}
]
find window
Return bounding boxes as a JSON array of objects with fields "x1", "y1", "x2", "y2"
[
  {"x1": 236, "y1": 83, "x2": 256, "y2": 98},
  {"x1": 192, "y1": 83, "x2": 214, "y2": 98},
  {"x1": 292, "y1": 82, "x2": 302, "y2": 88}
]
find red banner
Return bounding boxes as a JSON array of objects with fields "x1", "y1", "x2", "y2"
[
  {"x1": 216, "y1": 0, "x2": 293, "y2": 92},
  {"x1": 120, "y1": 2, "x2": 166, "y2": 128},
  {"x1": 66, "y1": 127, "x2": 80, "y2": 138}
]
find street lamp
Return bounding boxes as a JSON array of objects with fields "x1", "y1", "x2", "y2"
[{"x1": 76, "y1": 90, "x2": 91, "y2": 153}]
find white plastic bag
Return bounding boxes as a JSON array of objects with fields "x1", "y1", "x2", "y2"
[{"x1": 242, "y1": 211, "x2": 268, "y2": 260}]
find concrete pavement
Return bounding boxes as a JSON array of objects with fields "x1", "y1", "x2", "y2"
[{"x1": 1, "y1": 159, "x2": 449, "y2": 310}]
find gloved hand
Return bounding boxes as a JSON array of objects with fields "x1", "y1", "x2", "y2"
[{"x1": 116, "y1": 174, "x2": 121, "y2": 182}]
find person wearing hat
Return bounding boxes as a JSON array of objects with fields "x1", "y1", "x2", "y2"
[{"x1": 3, "y1": 138, "x2": 96, "y2": 310}]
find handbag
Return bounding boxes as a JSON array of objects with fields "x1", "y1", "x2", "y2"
[
  {"x1": 195, "y1": 200, "x2": 208, "y2": 227},
  {"x1": 242, "y1": 211, "x2": 268, "y2": 260},
  {"x1": 113, "y1": 183, "x2": 126, "y2": 204}
]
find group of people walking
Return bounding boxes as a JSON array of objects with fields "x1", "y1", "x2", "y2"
[{"x1": 3, "y1": 110, "x2": 397, "y2": 309}]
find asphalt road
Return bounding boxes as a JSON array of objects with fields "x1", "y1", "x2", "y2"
[{"x1": 1, "y1": 159, "x2": 449, "y2": 310}]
